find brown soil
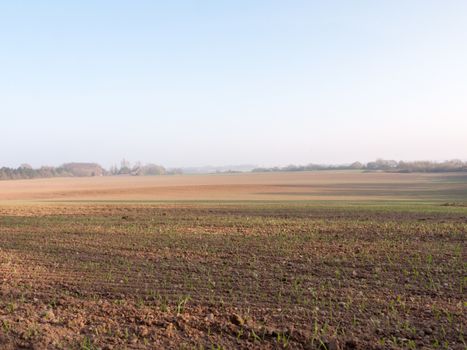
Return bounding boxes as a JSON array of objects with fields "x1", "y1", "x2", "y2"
[
  {"x1": 0, "y1": 203, "x2": 465, "y2": 349},
  {"x1": 0, "y1": 171, "x2": 467, "y2": 201}
]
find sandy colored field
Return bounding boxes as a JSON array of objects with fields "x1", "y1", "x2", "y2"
[{"x1": 0, "y1": 171, "x2": 467, "y2": 202}]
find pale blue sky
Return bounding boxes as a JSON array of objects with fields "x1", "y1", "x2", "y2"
[{"x1": 1, "y1": 1, "x2": 466, "y2": 168}]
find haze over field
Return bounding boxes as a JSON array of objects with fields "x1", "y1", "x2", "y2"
[{"x1": 1, "y1": 1, "x2": 467, "y2": 168}]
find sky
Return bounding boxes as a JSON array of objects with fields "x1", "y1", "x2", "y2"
[{"x1": 1, "y1": 1, "x2": 466, "y2": 168}]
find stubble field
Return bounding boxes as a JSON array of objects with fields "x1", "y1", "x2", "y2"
[{"x1": 0, "y1": 172, "x2": 466, "y2": 349}]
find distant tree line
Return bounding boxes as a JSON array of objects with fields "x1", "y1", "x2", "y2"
[
  {"x1": 108, "y1": 159, "x2": 182, "y2": 176},
  {"x1": 1, "y1": 158, "x2": 466, "y2": 181},
  {"x1": 0, "y1": 164, "x2": 69, "y2": 180},
  {"x1": 252, "y1": 159, "x2": 467, "y2": 173},
  {"x1": 0, "y1": 160, "x2": 182, "y2": 181},
  {"x1": 0, "y1": 163, "x2": 104, "y2": 180}
]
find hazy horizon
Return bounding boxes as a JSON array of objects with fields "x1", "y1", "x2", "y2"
[
  {"x1": 1, "y1": 1, "x2": 466, "y2": 169},
  {"x1": 3, "y1": 157, "x2": 467, "y2": 172}
]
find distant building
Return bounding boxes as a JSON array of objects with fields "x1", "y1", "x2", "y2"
[
  {"x1": 349, "y1": 161, "x2": 363, "y2": 169},
  {"x1": 61, "y1": 163, "x2": 104, "y2": 177}
]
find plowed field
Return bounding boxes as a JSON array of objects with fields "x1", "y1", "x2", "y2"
[{"x1": 0, "y1": 172, "x2": 466, "y2": 349}]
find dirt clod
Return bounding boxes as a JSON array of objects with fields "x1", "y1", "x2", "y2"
[{"x1": 230, "y1": 314, "x2": 244, "y2": 326}]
